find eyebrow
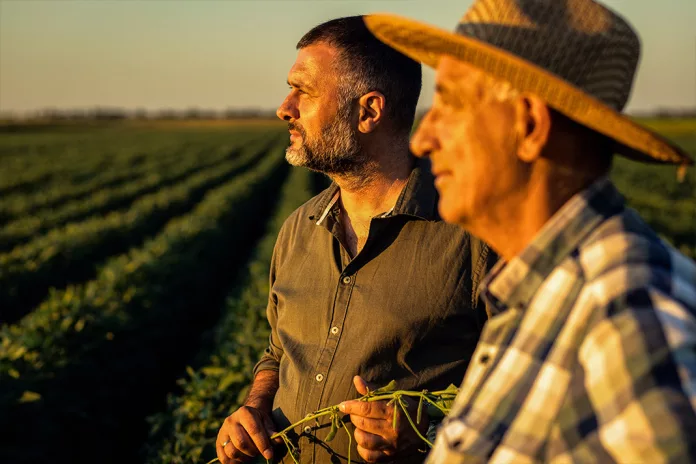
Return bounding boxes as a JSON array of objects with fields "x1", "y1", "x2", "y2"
[{"x1": 287, "y1": 77, "x2": 314, "y2": 92}]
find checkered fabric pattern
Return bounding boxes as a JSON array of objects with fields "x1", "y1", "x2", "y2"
[{"x1": 427, "y1": 176, "x2": 696, "y2": 463}]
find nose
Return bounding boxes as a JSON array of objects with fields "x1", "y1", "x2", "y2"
[
  {"x1": 276, "y1": 94, "x2": 299, "y2": 122},
  {"x1": 410, "y1": 111, "x2": 437, "y2": 159}
]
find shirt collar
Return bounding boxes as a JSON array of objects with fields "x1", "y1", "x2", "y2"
[
  {"x1": 307, "y1": 157, "x2": 439, "y2": 224},
  {"x1": 481, "y1": 176, "x2": 626, "y2": 315}
]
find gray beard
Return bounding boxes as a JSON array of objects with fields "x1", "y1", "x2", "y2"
[{"x1": 285, "y1": 105, "x2": 366, "y2": 176}]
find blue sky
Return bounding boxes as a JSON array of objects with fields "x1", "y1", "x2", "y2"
[{"x1": 1, "y1": 0, "x2": 695, "y2": 115}]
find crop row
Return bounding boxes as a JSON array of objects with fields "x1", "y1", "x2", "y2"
[
  {"x1": 0, "y1": 134, "x2": 278, "y2": 324},
  {"x1": 0, "y1": 141, "x2": 290, "y2": 464},
  {"x1": 0, "y1": 130, "x2": 264, "y2": 223},
  {"x1": 144, "y1": 166, "x2": 314, "y2": 464},
  {"x1": 0, "y1": 134, "x2": 262, "y2": 252},
  {"x1": 0, "y1": 130, "x2": 193, "y2": 196}
]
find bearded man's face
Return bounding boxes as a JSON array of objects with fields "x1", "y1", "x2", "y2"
[{"x1": 277, "y1": 43, "x2": 366, "y2": 175}]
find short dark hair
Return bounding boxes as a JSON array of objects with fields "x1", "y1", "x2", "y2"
[{"x1": 297, "y1": 16, "x2": 422, "y2": 135}]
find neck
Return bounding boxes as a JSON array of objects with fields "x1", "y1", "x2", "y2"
[
  {"x1": 331, "y1": 139, "x2": 414, "y2": 219},
  {"x1": 467, "y1": 170, "x2": 598, "y2": 262}
]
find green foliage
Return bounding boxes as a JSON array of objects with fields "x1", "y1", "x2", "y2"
[
  {"x1": 0, "y1": 132, "x2": 263, "y2": 252},
  {"x1": 144, "y1": 166, "x2": 314, "y2": 464},
  {"x1": 0, "y1": 135, "x2": 277, "y2": 323},
  {"x1": 0, "y1": 137, "x2": 289, "y2": 463},
  {"x1": 611, "y1": 132, "x2": 696, "y2": 259}
]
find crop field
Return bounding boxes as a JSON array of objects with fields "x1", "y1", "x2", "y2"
[{"x1": 0, "y1": 119, "x2": 693, "y2": 464}]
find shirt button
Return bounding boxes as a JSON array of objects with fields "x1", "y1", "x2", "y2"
[
  {"x1": 342, "y1": 275, "x2": 352, "y2": 285},
  {"x1": 330, "y1": 326, "x2": 339, "y2": 335},
  {"x1": 315, "y1": 373, "x2": 324, "y2": 382}
]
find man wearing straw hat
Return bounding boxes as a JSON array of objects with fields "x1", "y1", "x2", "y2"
[{"x1": 350, "y1": 0, "x2": 696, "y2": 461}]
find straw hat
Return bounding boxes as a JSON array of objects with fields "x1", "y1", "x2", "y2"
[{"x1": 364, "y1": 0, "x2": 693, "y2": 170}]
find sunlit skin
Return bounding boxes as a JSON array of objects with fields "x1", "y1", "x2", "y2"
[
  {"x1": 411, "y1": 56, "x2": 605, "y2": 261},
  {"x1": 277, "y1": 42, "x2": 413, "y2": 258},
  {"x1": 277, "y1": 44, "x2": 342, "y2": 161},
  {"x1": 217, "y1": 42, "x2": 424, "y2": 464}
]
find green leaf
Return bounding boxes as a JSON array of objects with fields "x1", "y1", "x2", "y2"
[
  {"x1": 217, "y1": 372, "x2": 244, "y2": 392},
  {"x1": 18, "y1": 391, "x2": 42, "y2": 403}
]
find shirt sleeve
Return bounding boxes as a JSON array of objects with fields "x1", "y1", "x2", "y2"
[
  {"x1": 578, "y1": 286, "x2": 696, "y2": 462},
  {"x1": 252, "y1": 228, "x2": 286, "y2": 377}
]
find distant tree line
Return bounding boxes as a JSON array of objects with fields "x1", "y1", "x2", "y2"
[
  {"x1": 0, "y1": 107, "x2": 279, "y2": 122},
  {"x1": 1, "y1": 106, "x2": 695, "y2": 123}
]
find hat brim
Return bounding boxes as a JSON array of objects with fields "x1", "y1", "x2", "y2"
[{"x1": 364, "y1": 14, "x2": 693, "y2": 166}]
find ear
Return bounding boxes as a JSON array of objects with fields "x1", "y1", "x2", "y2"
[
  {"x1": 516, "y1": 94, "x2": 551, "y2": 163},
  {"x1": 357, "y1": 91, "x2": 385, "y2": 134}
]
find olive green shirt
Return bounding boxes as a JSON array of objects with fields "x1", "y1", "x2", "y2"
[{"x1": 254, "y1": 159, "x2": 494, "y2": 463}]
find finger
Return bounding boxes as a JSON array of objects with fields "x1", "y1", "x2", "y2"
[
  {"x1": 262, "y1": 413, "x2": 278, "y2": 437},
  {"x1": 353, "y1": 375, "x2": 370, "y2": 395},
  {"x1": 238, "y1": 409, "x2": 274, "y2": 460},
  {"x1": 357, "y1": 444, "x2": 394, "y2": 463},
  {"x1": 340, "y1": 398, "x2": 391, "y2": 418},
  {"x1": 350, "y1": 414, "x2": 396, "y2": 437},
  {"x1": 216, "y1": 443, "x2": 232, "y2": 464},
  {"x1": 228, "y1": 423, "x2": 257, "y2": 458},
  {"x1": 354, "y1": 428, "x2": 393, "y2": 452},
  {"x1": 226, "y1": 442, "x2": 254, "y2": 462}
]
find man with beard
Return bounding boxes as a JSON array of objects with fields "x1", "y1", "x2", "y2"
[{"x1": 215, "y1": 16, "x2": 495, "y2": 464}]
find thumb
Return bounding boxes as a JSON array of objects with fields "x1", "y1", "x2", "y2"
[
  {"x1": 262, "y1": 412, "x2": 277, "y2": 436},
  {"x1": 353, "y1": 375, "x2": 375, "y2": 396}
]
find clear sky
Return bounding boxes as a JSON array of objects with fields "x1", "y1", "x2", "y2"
[{"x1": 1, "y1": 0, "x2": 695, "y2": 115}]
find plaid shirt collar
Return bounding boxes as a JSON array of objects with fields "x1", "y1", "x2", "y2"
[{"x1": 481, "y1": 176, "x2": 626, "y2": 316}]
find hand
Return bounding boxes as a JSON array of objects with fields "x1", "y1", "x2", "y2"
[
  {"x1": 339, "y1": 376, "x2": 428, "y2": 463},
  {"x1": 216, "y1": 405, "x2": 279, "y2": 463}
]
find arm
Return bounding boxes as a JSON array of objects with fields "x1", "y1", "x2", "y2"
[{"x1": 579, "y1": 290, "x2": 696, "y2": 462}]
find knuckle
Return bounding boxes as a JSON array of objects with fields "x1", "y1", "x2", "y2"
[
  {"x1": 231, "y1": 429, "x2": 249, "y2": 449},
  {"x1": 351, "y1": 414, "x2": 365, "y2": 429},
  {"x1": 354, "y1": 428, "x2": 367, "y2": 445}
]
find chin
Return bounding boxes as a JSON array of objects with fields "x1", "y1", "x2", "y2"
[
  {"x1": 438, "y1": 200, "x2": 469, "y2": 227},
  {"x1": 285, "y1": 148, "x2": 308, "y2": 167}
]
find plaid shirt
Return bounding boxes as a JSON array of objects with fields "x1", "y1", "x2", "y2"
[{"x1": 427, "y1": 177, "x2": 696, "y2": 463}]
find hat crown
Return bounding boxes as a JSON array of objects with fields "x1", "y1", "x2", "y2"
[{"x1": 457, "y1": 0, "x2": 641, "y2": 110}]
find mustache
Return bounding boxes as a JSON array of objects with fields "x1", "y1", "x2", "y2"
[{"x1": 288, "y1": 123, "x2": 306, "y2": 137}]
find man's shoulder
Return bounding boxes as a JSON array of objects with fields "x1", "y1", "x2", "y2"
[{"x1": 576, "y1": 207, "x2": 696, "y2": 310}]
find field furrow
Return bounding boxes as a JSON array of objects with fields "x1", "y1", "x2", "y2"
[
  {"x1": 0, "y1": 141, "x2": 289, "y2": 464},
  {"x1": 0, "y1": 132, "x2": 262, "y2": 223},
  {"x1": 144, "y1": 166, "x2": 314, "y2": 464},
  {"x1": 0, "y1": 135, "x2": 279, "y2": 324},
  {"x1": 0, "y1": 135, "x2": 263, "y2": 252}
]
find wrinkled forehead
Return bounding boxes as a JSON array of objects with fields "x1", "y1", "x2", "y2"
[{"x1": 288, "y1": 43, "x2": 341, "y2": 88}]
